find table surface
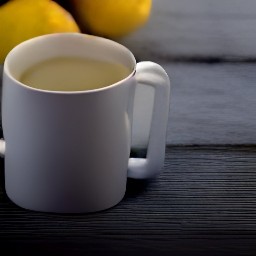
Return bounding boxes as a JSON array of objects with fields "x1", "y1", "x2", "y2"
[{"x1": 1, "y1": 1, "x2": 256, "y2": 255}]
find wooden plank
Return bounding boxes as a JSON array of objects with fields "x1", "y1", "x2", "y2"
[
  {"x1": 1, "y1": 146, "x2": 256, "y2": 255},
  {"x1": 1, "y1": 63, "x2": 256, "y2": 145},
  {"x1": 164, "y1": 63, "x2": 256, "y2": 145},
  {"x1": 120, "y1": 0, "x2": 256, "y2": 60}
]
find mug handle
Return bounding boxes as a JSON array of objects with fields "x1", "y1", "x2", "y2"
[
  {"x1": 0, "y1": 139, "x2": 5, "y2": 157},
  {"x1": 128, "y1": 61, "x2": 170, "y2": 179}
]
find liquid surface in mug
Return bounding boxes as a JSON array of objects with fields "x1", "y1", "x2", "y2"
[{"x1": 19, "y1": 57, "x2": 131, "y2": 91}]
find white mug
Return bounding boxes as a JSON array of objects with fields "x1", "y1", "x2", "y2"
[{"x1": 1, "y1": 33, "x2": 170, "y2": 213}]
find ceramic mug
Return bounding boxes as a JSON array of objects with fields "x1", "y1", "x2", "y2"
[{"x1": 0, "y1": 33, "x2": 170, "y2": 213}]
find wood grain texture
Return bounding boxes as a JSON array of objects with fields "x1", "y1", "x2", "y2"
[
  {"x1": 121, "y1": 0, "x2": 256, "y2": 61},
  {"x1": 165, "y1": 63, "x2": 256, "y2": 145},
  {"x1": 1, "y1": 146, "x2": 256, "y2": 255},
  {"x1": 2, "y1": 64, "x2": 256, "y2": 146}
]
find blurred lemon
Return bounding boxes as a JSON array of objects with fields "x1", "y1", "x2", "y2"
[
  {"x1": 0, "y1": 0, "x2": 80, "y2": 63},
  {"x1": 71, "y1": 0, "x2": 152, "y2": 38}
]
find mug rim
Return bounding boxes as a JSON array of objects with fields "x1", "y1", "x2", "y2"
[{"x1": 4, "y1": 33, "x2": 137, "y2": 95}]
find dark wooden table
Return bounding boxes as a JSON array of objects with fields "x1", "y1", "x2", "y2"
[
  {"x1": 1, "y1": 1, "x2": 256, "y2": 255},
  {"x1": 1, "y1": 146, "x2": 256, "y2": 255}
]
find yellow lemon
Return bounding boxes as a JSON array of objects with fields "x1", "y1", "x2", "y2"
[
  {"x1": 0, "y1": 0, "x2": 80, "y2": 63},
  {"x1": 71, "y1": 0, "x2": 152, "y2": 38}
]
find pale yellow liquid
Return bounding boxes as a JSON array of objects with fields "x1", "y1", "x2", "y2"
[{"x1": 20, "y1": 57, "x2": 131, "y2": 91}]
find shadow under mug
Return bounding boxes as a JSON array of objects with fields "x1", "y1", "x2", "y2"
[{"x1": 0, "y1": 33, "x2": 170, "y2": 213}]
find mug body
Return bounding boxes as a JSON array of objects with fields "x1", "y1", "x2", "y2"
[{"x1": 2, "y1": 33, "x2": 136, "y2": 213}]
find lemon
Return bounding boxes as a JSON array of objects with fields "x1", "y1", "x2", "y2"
[
  {"x1": 0, "y1": 0, "x2": 80, "y2": 63},
  {"x1": 71, "y1": 0, "x2": 152, "y2": 38}
]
